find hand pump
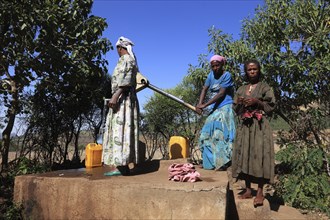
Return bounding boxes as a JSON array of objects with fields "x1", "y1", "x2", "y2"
[{"x1": 136, "y1": 72, "x2": 200, "y2": 114}]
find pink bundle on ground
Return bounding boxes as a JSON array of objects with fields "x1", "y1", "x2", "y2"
[{"x1": 168, "y1": 163, "x2": 201, "y2": 182}]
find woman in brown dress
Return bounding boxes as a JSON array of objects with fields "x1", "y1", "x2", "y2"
[{"x1": 231, "y1": 59, "x2": 276, "y2": 206}]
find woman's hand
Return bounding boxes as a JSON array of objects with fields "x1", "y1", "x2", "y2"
[
  {"x1": 196, "y1": 103, "x2": 206, "y2": 109},
  {"x1": 195, "y1": 107, "x2": 203, "y2": 115},
  {"x1": 108, "y1": 97, "x2": 119, "y2": 112},
  {"x1": 243, "y1": 98, "x2": 260, "y2": 107},
  {"x1": 108, "y1": 88, "x2": 124, "y2": 112},
  {"x1": 237, "y1": 96, "x2": 245, "y2": 105},
  {"x1": 196, "y1": 103, "x2": 205, "y2": 114}
]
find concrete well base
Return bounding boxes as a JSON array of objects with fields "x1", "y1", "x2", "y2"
[{"x1": 14, "y1": 159, "x2": 229, "y2": 220}]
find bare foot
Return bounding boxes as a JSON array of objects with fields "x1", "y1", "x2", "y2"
[
  {"x1": 238, "y1": 189, "x2": 252, "y2": 199},
  {"x1": 253, "y1": 195, "x2": 264, "y2": 207}
]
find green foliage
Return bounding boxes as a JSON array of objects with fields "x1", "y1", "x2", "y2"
[
  {"x1": 0, "y1": 0, "x2": 112, "y2": 168},
  {"x1": 9, "y1": 157, "x2": 50, "y2": 177},
  {"x1": 187, "y1": 0, "x2": 330, "y2": 139},
  {"x1": 270, "y1": 117, "x2": 290, "y2": 131},
  {"x1": 142, "y1": 78, "x2": 204, "y2": 160},
  {"x1": 275, "y1": 143, "x2": 330, "y2": 215},
  {"x1": 0, "y1": 157, "x2": 49, "y2": 219},
  {"x1": 186, "y1": 4, "x2": 330, "y2": 216},
  {"x1": 241, "y1": 0, "x2": 330, "y2": 128},
  {"x1": 3, "y1": 203, "x2": 23, "y2": 220},
  {"x1": 144, "y1": 87, "x2": 197, "y2": 137}
]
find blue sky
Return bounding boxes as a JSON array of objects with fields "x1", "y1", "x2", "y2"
[{"x1": 91, "y1": 0, "x2": 263, "y2": 110}]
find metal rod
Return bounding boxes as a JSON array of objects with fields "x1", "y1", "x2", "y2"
[
  {"x1": 136, "y1": 72, "x2": 200, "y2": 114},
  {"x1": 146, "y1": 83, "x2": 199, "y2": 114}
]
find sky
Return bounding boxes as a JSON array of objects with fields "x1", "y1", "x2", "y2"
[{"x1": 91, "y1": 0, "x2": 263, "y2": 111}]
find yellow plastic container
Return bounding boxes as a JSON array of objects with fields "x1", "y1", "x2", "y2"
[
  {"x1": 85, "y1": 143, "x2": 103, "y2": 168},
  {"x1": 169, "y1": 136, "x2": 189, "y2": 159}
]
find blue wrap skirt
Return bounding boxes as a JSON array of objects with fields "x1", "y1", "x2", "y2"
[{"x1": 198, "y1": 104, "x2": 236, "y2": 170}]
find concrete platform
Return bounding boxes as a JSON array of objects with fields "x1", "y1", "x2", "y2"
[
  {"x1": 14, "y1": 159, "x2": 229, "y2": 220},
  {"x1": 14, "y1": 158, "x2": 306, "y2": 220}
]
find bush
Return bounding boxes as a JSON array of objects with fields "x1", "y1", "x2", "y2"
[
  {"x1": 0, "y1": 157, "x2": 50, "y2": 219},
  {"x1": 275, "y1": 142, "x2": 330, "y2": 216},
  {"x1": 3, "y1": 203, "x2": 23, "y2": 220},
  {"x1": 270, "y1": 117, "x2": 290, "y2": 131}
]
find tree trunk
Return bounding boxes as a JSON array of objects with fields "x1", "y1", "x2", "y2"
[
  {"x1": 1, "y1": 80, "x2": 18, "y2": 171},
  {"x1": 73, "y1": 117, "x2": 82, "y2": 162}
]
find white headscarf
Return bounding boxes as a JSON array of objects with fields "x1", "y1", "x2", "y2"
[{"x1": 116, "y1": 36, "x2": 135, "y2": 60}]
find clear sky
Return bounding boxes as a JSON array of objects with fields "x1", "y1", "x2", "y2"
[{"x1": 91, "y1": 0, "x2": 263, "y2": 110}]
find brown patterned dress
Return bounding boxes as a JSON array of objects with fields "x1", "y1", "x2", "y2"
[{"x1": 231, "y1": 82, "x2": 276, "y2": 183}]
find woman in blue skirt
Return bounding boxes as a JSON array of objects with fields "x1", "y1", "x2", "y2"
[{"x1": 196, "y1": 55, "x2": 236, "y2": 170}]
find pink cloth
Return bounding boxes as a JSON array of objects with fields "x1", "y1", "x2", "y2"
[
  {"x1": 168, "y1": 163, "x2": 201, "y2": 182},
  {"x1": 241, "y1": 110, "x2": 263, "y2": 121},
  {"x1": 210, "y1": 55, "x2": 226, "y2": 64}
]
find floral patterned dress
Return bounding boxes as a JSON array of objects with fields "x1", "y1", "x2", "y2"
[
  {"x1": 102, "y1": 54, "x2": 140, "y2": 166},
  {"x1": 231, "y1": 82, "x2": 276, "y2": 183}
]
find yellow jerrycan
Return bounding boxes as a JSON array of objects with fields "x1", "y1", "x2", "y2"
[
  {"x1": 169, "y1": 136, "x2": 190, "y2": 159},
  {"x1": 85, "y1": 143, "x2": 103, "y2": 168}
]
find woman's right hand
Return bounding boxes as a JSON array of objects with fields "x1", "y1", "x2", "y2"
[
  {"x1": 108, "y1": 97, "x2": 118, "y2": 111},
  {"x1": 108, "y1": 89, "x2": 123, "y2": 111},
  {"x1": 195, "y1": 103, "x2": 204, "y2": 115},
  {"x1": 243, "y1": 97, "x2": 259, "y2": 107},
  {"x1": 237, "y1": 97, "x2": 245, "y2": 105},
  {"x1": 195, "y1": 107, "x2": 203, "y2": 115}
]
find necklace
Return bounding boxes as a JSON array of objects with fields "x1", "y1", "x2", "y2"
[{"x1": 248, "y1": 84, "x2": 256, "y2": 93}]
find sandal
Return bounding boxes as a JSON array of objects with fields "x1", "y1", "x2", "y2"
[
  {"x1": 104, "y1": 170, "x2": 122, "y2": 176},
  {"x1": 253, "y1": 196, "x2": 264, "y2": 207}
]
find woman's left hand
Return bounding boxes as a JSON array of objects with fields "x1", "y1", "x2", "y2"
[
  {"x1": 243, "y1": 98, "x2": 259, "y2": 107},
  {"x1": 196, "y1": 103, "x2": 205, "y2": 109}
]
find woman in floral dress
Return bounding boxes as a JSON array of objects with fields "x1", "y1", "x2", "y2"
[{"x1": 102, "y1": 36, "x2": 140, "y2": 176}]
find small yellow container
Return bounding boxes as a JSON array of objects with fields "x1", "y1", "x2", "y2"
[
  {"x1": 85, "y1": 143, "x2": 103, "y2": 168},
  {"x1": 169, "y1": 136, "x2": 189, "y2": 159}
]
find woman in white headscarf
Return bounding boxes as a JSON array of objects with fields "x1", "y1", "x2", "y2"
[{"x1": 102, "y1": 36, "x2": 140, "y2": 176}]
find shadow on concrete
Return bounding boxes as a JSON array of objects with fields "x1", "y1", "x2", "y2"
[
  {"x1": 79, "y1": 160, "x2": 161, "y2": 179},
  {"x1": 199, "y1": 177, "x2": 218, "y2": 182},
  {"x1": 130, "y1": 159, "x2": 161, "y2": 175},
  {"x1": 266, "y1": 194, "x2": 285, "y2": 211},
  {"x1": 226, "y1": 183, "x2": 239, "y2": 220}
]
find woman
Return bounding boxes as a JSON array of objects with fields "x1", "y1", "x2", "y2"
[
  {"x1": 231, "y1": 59, "x2": 276, "y2": 206},
  {"x1": 102, "y1": 36, "x2": 140, "y2": 176},
  {"x1": 196, "y1": 55, "x2": 236, "y2": 170}
]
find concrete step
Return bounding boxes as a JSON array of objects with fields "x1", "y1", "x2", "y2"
[
  {"x1": 227, "y1": 167, "x2": 306, "y2": 220},
  {"x1": 271, "y1": 205, "x2": 307, "y2": 220}
]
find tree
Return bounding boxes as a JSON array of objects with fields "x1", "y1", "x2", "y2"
[
  {"x1": 142, "y1": 78, "x2": 203, "y2": 160},
  {"x1": 239, "y1": 0, "x2": 330, "y2": 213},
  {"x1": 241, "y1": 0, "x2": 330, "y2": 142},
  {"x1": 0, "y1": 0, "x2": 111, "y2": 170},
  {"x1": 189, "y1": 0, "x2": 330, "y2": 144},
  {"x1": 187, "y1": 0, "x2": 330, "y2": 213}
]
